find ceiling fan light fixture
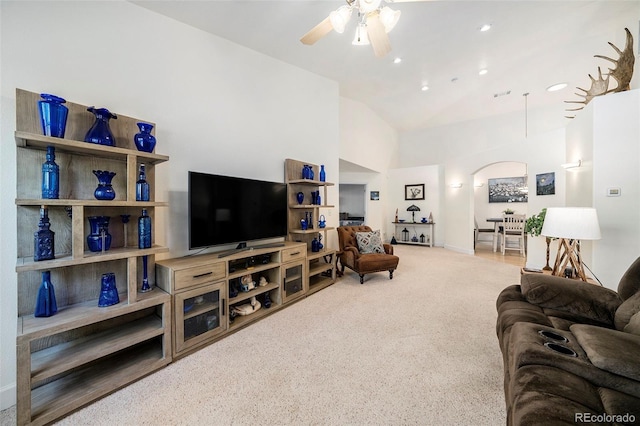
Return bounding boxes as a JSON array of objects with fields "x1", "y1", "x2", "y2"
[
  {"x1": 352, "y1": 24, "x2": 370, "y2": 46},
  {"x1": 358, "y1": 0, "x2": 382, "y2": 14},
  {"x1": 329, "y1": 6, "x2": 353, "y2": 34},
  {"x1": 379, "y1": 6, "x2": 401, "y2": 33}
]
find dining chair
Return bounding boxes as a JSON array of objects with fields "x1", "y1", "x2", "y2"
[
  {"x1": 474, "y1": 217, "x2": 494, "y2": 249},
  {"x1": 500, "y1": 214, "x2": 526, "y2": 256}
]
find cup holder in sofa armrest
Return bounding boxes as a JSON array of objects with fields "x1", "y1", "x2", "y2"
[
  {"x1": 544, "y1": 342, "x2": 578, "y2": 357},
  {"x1": 538, "y1": 330, "x2": 569, "y2": 343}
]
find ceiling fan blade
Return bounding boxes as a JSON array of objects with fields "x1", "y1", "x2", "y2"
[
  {"x1": 366, "y1": 12, "x2": 391, "y2": 57},
  {"x1": 300, "y1": 16, "x2": 333, "y2": 45}
]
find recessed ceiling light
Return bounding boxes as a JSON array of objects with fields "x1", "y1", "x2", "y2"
[
  {"x1": 421, "y1": 85, "x2": 429, "y2": 92},
  {"x1": 393, "y1": 57, "x2": 402, "y2": 64},
  {"x1": 451, "y1": 77, "x2": 458, "y2": 83},
  {"x1": 479, "y1": 69, "x2": 488, "y2": 76},
  {"x1": 547, "y1": 82, "x2": 568, "y2": 92},
  {"x1": 480, "y1": 24, "x2": 492, "y2": 32}
]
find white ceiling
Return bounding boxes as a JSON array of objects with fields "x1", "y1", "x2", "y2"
[{"x1": 132, "y1": 0, "x2": 639, "y2": 132}]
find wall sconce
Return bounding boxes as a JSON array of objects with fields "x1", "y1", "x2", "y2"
[
  {"x1": 561, "y1": 159, "x2": 582, "y2": 169},
  {"x1": 474, "y1": 182, "x2": 484, "y2": 187},
  {"x1": 449, "y1": 183, "x2": 463, "y2": 188}
]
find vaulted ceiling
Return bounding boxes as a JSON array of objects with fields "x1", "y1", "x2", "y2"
[{"x1": 133, "y1": 1, "x2": 639, "y2": 132}]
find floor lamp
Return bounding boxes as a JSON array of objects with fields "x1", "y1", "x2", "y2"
[{"x1": 541, "y1": 207, "x2": 601, "y2": 282}]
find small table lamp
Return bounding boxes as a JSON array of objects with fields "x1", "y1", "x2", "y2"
[
  {"x1": 407, "y1": 204, "x2": 420, "y2": 223},
  {"x1": 541, "y1": 207, "x2": 601, "y2": 282}
]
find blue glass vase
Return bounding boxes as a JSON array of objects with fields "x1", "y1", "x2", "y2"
[
  {"x1": 35, "y1": 271, "x2": 58, "y2": 317},
  {"x1": 136, "y1": 164, "x2": 150, "y2": 201},
  {"x1": 138, "y1": 209, "x2": 152, "y2": 249},
  {"x1": 319, "y1": 165, "x2": 326, "y2": 182},
  {"x1": 42, "y1": 146, "x2": 60, "y2": 199},
  {"x1": 98, "y1": 272, "x2": 119, "y2": 307},
  {"x1": 296, "y1": 192, "x2": 304, "y2": 205},
  {"x1": 134, "y1": 122, "x2": 156, "y2": 153},
  {"x1": 87, "y1": 216, "x2": 112, "y2": 252},
  {"x1": 93, "y1": 170, "x2": 116, "y2": 200},
  {"x1": 302, "y1": 165, "x2": 310, "y2": 179},
  {"x1": 38, "y1": 93, "x2": 68, "y2": 138},
  {"x1": 84, "y1": 107, "x2": 117, "y2": 146},
  {"x1": 34, "y1": 207, "x2": 55, "y2": 261}
]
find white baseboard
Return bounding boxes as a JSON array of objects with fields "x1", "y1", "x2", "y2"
[
  {"x1": 0, "y1": 383, "x2": 16, "y2": 411},
  {"x1": 444, "y1": 244, "x2": 474, "y2": 255}
]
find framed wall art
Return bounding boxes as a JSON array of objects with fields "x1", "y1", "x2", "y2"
[
  {"x1": 370, "y1": 191, "x2": 380, "y2": 200},
  {"x1": 488, "y1": 176, "x2": 528, "y2": 203},
  {"x1": 536, "y1": 172, "x2": 555, "y2": 195},
  {"x1": 405, "y1": 184, "x2": 425, "y2": 200}
]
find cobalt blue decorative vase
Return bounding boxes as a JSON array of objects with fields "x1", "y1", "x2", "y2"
[
  {"x1": 302, "y1": 165, "x2": 310, "y2": 179},
  {"x1": 34, "y1": 271, "x2": 58, "y2": 317},
  {"x1": 84, "y1": 107, "x2": 117, "y2": 146},
  {"x1": 34, "y1": 207, "x2": 55, "y2": 261},
  {"x1": 93, "y1": 170, "x2": 116, "y2": 200},
  {"x1": 136, "y1": 164, "x2": 150, "y2": 201},
  {"x1": 134, "y1": 122, "x2": 156, "y2": 153},
  {"x1": 38, "y1": 93, "x2": 68, "y2": 138},
  {"x1": 296, "y1": 192, "x2": 304, "y2": 205},
  {"x1": 42, "y1": 146, "x2": 60, "y2": 199},
  {"x1": 319, "y1": 165, "x2": 326, "y2": 182},
  {"x1": 138, "y1": 209, "x2": 152, "y2": 249},
  {"x1": 87, "y1": 216, "x2": 112, "y2": 252},
  {"x1": 98, "y1": 272, "x2": 119, "y2": 307},
  {"x1": 311, "y1": 237, "x2": 320, "y2": 252}
]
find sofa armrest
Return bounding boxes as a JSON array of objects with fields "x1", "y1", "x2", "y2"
[
  {"x1": 383, "y1": 243, "x2": 394, "y2": 255},
  {"x1": 521, "y1": 273, "x2": 622, "y2": 326},
  {"x1": 340, "y1": 247, "x2": 359, "y2": 268},
  {"x1": 571, "y1": 324, "x2": 640, "y2": 382}
]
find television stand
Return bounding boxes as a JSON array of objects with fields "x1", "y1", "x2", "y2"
[{"x1": 216, "y1": 246, "x2": 252, "y2": 258}]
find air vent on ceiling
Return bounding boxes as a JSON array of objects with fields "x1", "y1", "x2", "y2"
[{"x1": 494, "y1": 90, "x2": 511, "y2": 98}]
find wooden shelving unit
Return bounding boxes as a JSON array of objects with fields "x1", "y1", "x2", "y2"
[
  {"x1": 284, "y1": 159, "x2": 336, "y2": 294},
  {"x1": 14, "y1": 89, "x2": 171, "y2": 426}
]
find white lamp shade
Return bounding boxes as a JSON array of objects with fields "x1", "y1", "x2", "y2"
[
  {"x1": 352, "y1": 24, "x2": 370, "y2": 45},
  {"x1": 358, "y1": 0, "x2": 382, "y2": 14},
  {"x1": 541, "y1": 207, "x2": 601, "y2": 240},
  {"x1": 329, "y1": 6, "x2": 352, "y2": 34},
  {"x1": 379, "y1": 7, "x2": 401, "y2": 33}
]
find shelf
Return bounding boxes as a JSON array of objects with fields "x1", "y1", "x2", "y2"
[
  {"x1": 309, "y1": 262, "x2": 334, "y2": 278},
  {"x1": 289, "y1": 204, "x2": 335, "y2": 209},
  {"x1": 228, "y1": 305, "x2": 278, "y2": 331},
  {"x1": 287, "y1": 179, "x2": 334, "y2": 186},
  {"x1": 308, "y1": 275, "x2": 334, "y2": 294},
  {"x1": 16, "y1": 245, "x2": 169, "y2": 272},
  {"x1": 227, "y1": 262, "x2": 279, "y2": 280},
  {"x1": 17, "y1": 288, "x2": 170, "y2": 340},
  {"x1": 16, "y1": 199, "x2": 168, "y2": 207},
  {"x1": 392, "y1": 222, "x2": 435, "y2": 225},
  {"x1": 15, "y1": 131, "x2": 169, "y2": 164},
  {"x1": 183, "y1": 301, "x2": 220, "y2": 321},
  {"x1": 229, "y1": 282, "x2": 279, "y2": 305},
  {"x1": 30, "y1": 339, "x2": 167, "y2": 426},
  {"x1": 395, "y1": 241, "x2": 431, "y2": 246},
  {"x1": 289, "y1": 227, "x2": 335, "y2": 235},
  {"x1": 31, "y1": 315, "x2": 164, "y2": 384}
]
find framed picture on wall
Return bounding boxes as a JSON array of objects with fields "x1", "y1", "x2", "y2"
[
  {"x1": 370, "y1": 191, "x2": 380, "y2": 200},
  {"x1": 405, "y1": 184, "x2": 425, "y2": 200},
  {"x1": 536, "y1": 172, "x2": 555, "y2": 195},
  {"x1": 488, "y1": 176, "x2": 528, "y2": 203}
]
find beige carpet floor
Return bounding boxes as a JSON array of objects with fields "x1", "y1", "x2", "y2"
[{"x1": 1, "y1": 245, "x2": 520, "y2": 425}]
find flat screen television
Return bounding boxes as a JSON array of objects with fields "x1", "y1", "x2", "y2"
[{"x1": 188, "y1": 171, "x2": 288, "y2": 251}]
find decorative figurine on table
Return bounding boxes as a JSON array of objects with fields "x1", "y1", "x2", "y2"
[{"x1": 240, "y1": 274, "x2": 256, "y2": 292}]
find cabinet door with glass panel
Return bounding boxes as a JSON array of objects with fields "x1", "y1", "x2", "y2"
[{"x1": 281, "y1": 261, "x2": 306, "y2": 303}]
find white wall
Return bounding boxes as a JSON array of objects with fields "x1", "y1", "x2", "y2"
[
  {"x1": 566, "y1": 90, "x2": 640, "y2": 290},
  {"x1": 0, "y1": 1, "x2": 340, "y2": 409}
]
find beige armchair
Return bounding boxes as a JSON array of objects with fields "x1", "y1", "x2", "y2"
[{"x1": 337, "y1": 225, "x2": 399, "y2": 284}]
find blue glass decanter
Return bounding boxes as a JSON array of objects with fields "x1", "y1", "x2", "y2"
[
  {"x1": 42, "y1": 146, "x2": 59, "y2": 199},
  {"x1": 136, "y1": 164, "x2": 150, "y2": 201},
  {"x1": 138, "y1": 209, "x2": 152, "y2": 249},
  {"x1": 84, "y1": 107, "x2": 117, "y2": 146},
  {"x1": 34, "y1": 206, "x2": 55, "y2": 261}
]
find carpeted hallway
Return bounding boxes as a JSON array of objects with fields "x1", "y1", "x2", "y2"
[{"x1": 1, "y1": 245, "x2": 520, "y2": 425}]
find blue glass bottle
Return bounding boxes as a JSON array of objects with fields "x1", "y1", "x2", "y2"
[
  {"x1": 136, "y1": 164, "x2": 150, "y2": 201},
  {"x1": 34, "y1": 271, "x2": 58, "y2": 317},
  {"x1": 138, "y1": 209, "x2": 151, "y2": 249},
  {"x1": 34, "y1": 207, "x2": 55, "y2": 261},
  {"x1": 319, "y1": 165, "x2": 326, "y2": 182},
  {"x1": 42, "y1": 146, "x2": 59, "y2": 199}
]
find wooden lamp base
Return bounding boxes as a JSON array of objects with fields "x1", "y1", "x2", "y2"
[{"x1": 551, "y1": 238, "x2": 588, "y2": 282}]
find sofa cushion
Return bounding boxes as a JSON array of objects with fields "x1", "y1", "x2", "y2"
[
  {"x1": 571, "y1": 324, "x2": 640, "y2": 382},
  {"x1": 521, "y1": 273, "x2": 621, "y2": 326},
  {"x1": 355, "y1": 230, "x2": 384, "y2": 254},
  {"x1": 624, "y1": 311, "x2": 640, "y2": 335},
  {"x1": 617, "y1": 256, "x2": 640, "y2": 300},
  {"x1": 614, "y1": 291, "x2": 640, "y2": 331}
]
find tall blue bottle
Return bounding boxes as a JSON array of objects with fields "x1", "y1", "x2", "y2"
[
  {"x1": 34, "y1": 271, "x2": 58, "y2": 317},
  {"x1": 319, "y1": 165, "x2": 326, "y2": 182},
  {"x1": 34, "y1": 207, "x2": 55, "y2": 261},
  {"x1": 138, "y1": 209, "x2": 152, "y2": 249},
  {"x1": 136, "y1": 164, "x2": 150, "y2": 201},
  {"x1": 42, "y1": 146, "x2": 59, "y2": 199}
]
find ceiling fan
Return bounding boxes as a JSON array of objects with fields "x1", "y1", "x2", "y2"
[{"x1": 300, "y1": 0, "x2": 423, "y2": 58}]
